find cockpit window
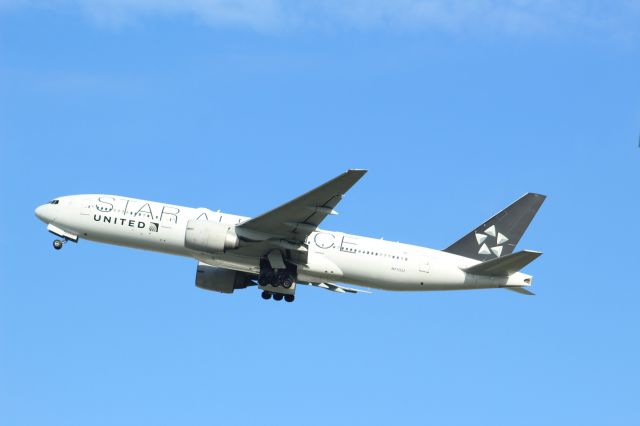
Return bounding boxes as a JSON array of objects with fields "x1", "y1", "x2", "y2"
[{"x1": 49, "y1": 200, "x2": 59, "y2": 205}]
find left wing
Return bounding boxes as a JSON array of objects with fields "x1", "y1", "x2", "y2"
[
  {"x1": 303, "y1": 282, "x2": 372, "y2": 294},
  {"x1": 236, "y1": 169, "x2": 367, "y2": 244}
]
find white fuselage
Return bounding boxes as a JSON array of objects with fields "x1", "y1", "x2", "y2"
[{"x1": 35, "y1": 194, "x2": 532, "y2": 292}]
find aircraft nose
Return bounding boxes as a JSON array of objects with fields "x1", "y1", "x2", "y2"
[{"x1": 35, "y1": 204, "x2": 50, "y2": 223}]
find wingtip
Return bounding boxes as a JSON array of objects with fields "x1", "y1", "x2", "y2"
[
  {"x1": 527, "y1": 192, "x2": 547, "y2": 200},
  {"x1": 348, "y1": 168, "x2": 368, "y2": 174}
]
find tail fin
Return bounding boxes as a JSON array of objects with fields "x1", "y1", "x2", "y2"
[{"x1": 444, "y1": 193, "x2": 546, "y2": 261}]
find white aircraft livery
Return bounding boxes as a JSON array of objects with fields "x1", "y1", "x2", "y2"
[{"x1": 35, "y1": 170, "x2": 545, "y2": 302}]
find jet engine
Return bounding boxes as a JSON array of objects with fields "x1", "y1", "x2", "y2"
[
  {"x1": 195, "y1": 262, "x2": 253, "y2": 294},
  {"x1": 184, "y1": 220, "x2": 239, "y2": 253}
]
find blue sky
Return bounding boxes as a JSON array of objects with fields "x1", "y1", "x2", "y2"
[{"x1": 1, "y1": 1, "x2": 639, "y2": 425}]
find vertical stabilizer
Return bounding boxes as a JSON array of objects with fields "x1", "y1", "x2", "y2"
[{"x1": 444, "y1": 193, "x2": 545, "y2": 261}]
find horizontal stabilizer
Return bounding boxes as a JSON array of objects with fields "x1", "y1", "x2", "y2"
[
  {"x1": 463, "y1": 250, "x2": 542, "y2": 276},
  {"x1": 505, "y1": 287, "x2": 535, "y2": 296}
]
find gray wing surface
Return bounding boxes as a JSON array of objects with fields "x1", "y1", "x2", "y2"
[{"x1": 236, "y1": 169, "x2": 367, "y2": 244}]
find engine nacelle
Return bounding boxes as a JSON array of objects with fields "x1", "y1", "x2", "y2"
[
  {"x1": 195, "y1": 262, "x2": 252, "y2": 294},
  {"x1": 184, "y1": 220, "x2": 239, "y2": 253}
]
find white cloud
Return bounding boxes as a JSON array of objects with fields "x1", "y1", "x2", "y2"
[
  {"x1": 78, "y1": 0, "x2": 282, "y2": 29},
  {"x1": 2, "y1": 0, "x2": 640, "y2": 37}
]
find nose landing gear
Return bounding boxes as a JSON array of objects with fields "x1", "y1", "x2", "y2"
[
  {"x1": 47, "y1": 225, "x2": 79, "y2": 250},
  {"x1": 52, "y1": 236, "x2": 76, "y2": 250}
]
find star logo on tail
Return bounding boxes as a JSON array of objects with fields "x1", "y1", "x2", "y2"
[{"x1": 475, "y1": 225, "x2": 508, "y2": 257}]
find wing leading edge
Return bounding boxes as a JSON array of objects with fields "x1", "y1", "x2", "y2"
[{"x1": 236, "y1": 169, "x2": 367, "y2": 244}]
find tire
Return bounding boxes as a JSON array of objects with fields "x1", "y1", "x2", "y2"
[
  {"x1": 273, "y1": 293, "x2": 283, "y2": 301},
  {"x1": 282, "y1": 277, "x2": 293, "y2": 289},
  {"x1": 284, "y1": 295, "x2": 295, "y2": 303}
]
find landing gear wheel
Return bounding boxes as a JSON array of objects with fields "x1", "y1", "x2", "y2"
[
  {"x1": 282, "y1": 278, "x2": 294, "y2": 289},
  {"x1": 261, "y1": 291, "x2": 272, "y2": 300},
  {"x1": 284, "y1": 294, "x2": 295, "y2": 303},
  {"x1": 273, "y1": 293, "x2": 284, "y2": 301},
  {"x1": 53, "y1": 239, "x2": 63, "y2": 250}
]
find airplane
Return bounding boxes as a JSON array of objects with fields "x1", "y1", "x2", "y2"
[{"x1": 34, "y1": 170, "x2": 545, "y2": 302}]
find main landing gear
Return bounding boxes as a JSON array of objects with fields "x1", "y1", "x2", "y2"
[
  {"x1": 261, "y1": 291, "x2": 295, "y2": 303},
  {"x1": 258, "y1": 258, "x2": 297, "y2": 303},
  {"x1": 258, "y1": 267, "x2": 295, "y2": 289}
]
